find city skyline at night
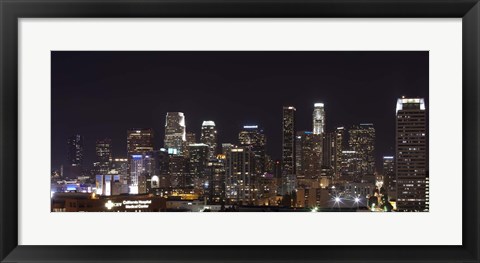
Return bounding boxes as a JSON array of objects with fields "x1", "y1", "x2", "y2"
[{"x1": 51, "y1": 51, "x2": 429, "y2": 212}]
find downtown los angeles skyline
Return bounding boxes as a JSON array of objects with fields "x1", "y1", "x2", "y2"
[{"x1": 51, "y1": 51, "x2": 428, "y2": 171}]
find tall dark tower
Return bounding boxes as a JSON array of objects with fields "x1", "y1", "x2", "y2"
[
  {"x1": 67, "y1": 134, "x2": 84, "y2": 167},
  {"x1": 94, "y1": 138, "x2": 112, "y2": 175},
  {"x1": 396, "y1": 97, "x2": 428, "y2": 212},
  {"x1": 282, "y1": 106, "x2": 296, "y2": 194}
]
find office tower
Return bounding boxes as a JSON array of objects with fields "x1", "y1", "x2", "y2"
[
  {"x1": 396, "y1": 97, "x2": 428, "y2": 212},
  {"x1": 186, "y1": 132, "x2": 197, "y2": 145},
  {"x1": 313, "y1": 103, "x2": 326, "y2": 135},
  {"x1": 94, "y1": 138, "x2": 112, "y2": 175},
  {"x1": 188, "y1": 143, "x2": 210, "y2": 190},
  {"x1": 127, "y1": 128, "x2": 154, "y2": 155},
  {"x1": 340, "y1": 150, "x2": 361, "y2": 181},
  {"x1": 238, "y1": 125, "x2": 267, "y2": 175},
  {"x1": 295, "y1": 131, "x2": 322, "y2": 179},
  {"x1": 129, "y1": 154, "x2": 148, "y2": 194},
  {"x1": 349, "y1": 124, "x2": 376, "y2": 177},
  {"x1": 164, "y1": 112, "x2": 186, "y2": 156},
  {"x1": 222, "y1": 143, "x2": 233, "y2": 155},
  {"x1": 169, "y1": 155, "x2": 187, "y2": 189},
  {"x1": 111, "y1": 158, "x2": 128, "y2": 176},
  {"x1": 334, "y1": 127, "x2": 346, "y2": 178},
  {"x1": 382, "y1": 156, "x2": 396, "y2": 199},
  {"x1": 225, "y1": 147, "x2": 254, "y2": 205},
  {"x1": 200, "y1": 121, "x2": 217, "y2": 159},
  {"x1": 282, "y1": 106, "x2": 296, "y2": 194},
  {"x1": 206, "y1": 158, "x2": 226, "y2": 204},
  {"x1": 322, "y1": 132, "x2": 335, "y2": 170},
  {"x1": 127, "y1": 128, "x2": 154, "y2": 180},
  {"x1": 67, "y1": 134, "x2": 84, "y2": 167}
]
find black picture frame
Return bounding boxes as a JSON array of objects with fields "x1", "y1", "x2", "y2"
[{"x1": 1, "y1": 0, "x2": 479, "y2": 262}]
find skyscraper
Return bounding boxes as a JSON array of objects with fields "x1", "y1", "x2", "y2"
[
  {"x1": 188, "y1": 143, "x2": 210, "y2": 190},
  {"x1": 313, "y1": 103, "x2": 326, "y2": 135},
  {"x1": 225, "y1": 147, "x2": 254, "y2": 205},
  {"x1": 129, "y1": 154, "x2": 148, "y2": 194},
  {"x1": 282, "y1": 106, "x2": 296, "y2": 194},
  {"x1": 67, "y1": 134, "x2": 84, "y2": 167},
  {"x1": 200, "y1": 121, "x2": 217, "y2": 159},
  {"x1": 238, "y1": 125, "x2": 267, "y2": 175},
  {"x1": 127, "y1": 128, "x2": 154, "y2": 179},
  {"x1": 164, "y1": 112, "x2": 186, "y2": 156},
  {"x1": 395, "y1": 97, "x2": 428, "y2": 212},
  {"x1": 349, "y1": 124, "x2": 376, "y2": 177},
  {"x1": 94, "y1": 138, "x2": 112, "y2": 175},
  {"x1": 382, "y1": 156, "x2": 396, "y2": 199},
  {"x1": 127, "y1": 128, "x2": 154, "y2": 155},
  {"x1": 186, "y1": 132, "x2": 197, "y2": 145},
  {"x1": 295, "y1": 131, "x2": 322, "y2": 179},
  {"x1": 334, "y1": 127, "x2": 346, "y2": 178}
]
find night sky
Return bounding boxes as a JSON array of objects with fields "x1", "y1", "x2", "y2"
[{"x1": 51, "y1": 51, "x2": 428, "y2": 172}]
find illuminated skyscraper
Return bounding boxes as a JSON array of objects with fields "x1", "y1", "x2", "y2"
[
  {"x1": 295, "y1": 131, "x2": 322, "y2": 179},
  {"x1": 349, "y1": 124, "x2": 376, "y2": 177},
  {"x1": 225, "y1": 147, "x2": 254, "y2": 205},
  {"x1": 334, "y1": 127, "x2": 346, "y2": 178},
  {"x1": 313, "y1": 103, "x2": 326, "y2": 135},
  {"x1": 94, "y1": 138, "x2": 112, "y2": 175},
  {"x1": 282, "y1": 106, "x2": 296, "y2": 194},
  {"x1": 206, "y1": 158, "x2": 226, "y2": 204},
  {"x1": 164, "y1": 112, "x2": 186, "y2": 155},
  {"x1": 186, "y1": 132, "x2": 197, "y2": 145},
  {"x1": 200, "y1": 121, "x2": 217, "y2": 159},
  {"x1": 129, "y1": 154, "x2": 148, "y2": 194},
  {"x1": 396, "y1": 97, "x2": 428, "y2": 212},
  {"x1": 169, "y1": 155, "x2": 187, "y2": 189},
  {"x1": 238, "y1": 125, "x2": 267, "y2": 175},
  {"x1": 67, "y1": 134, "x2": 84, "y2": 167},
  {"x1": 127, "y1": 128, "x2": 154, "y2": 179},
  {"x1": 127, "y1": 128, "x2": 154, "y2": 155},
  {"x1": 188, "y1": 143, "x2": 209, "y2": 190},
  {"x1": 382, "y1": 156, "x2": 396, "y2": 199}
]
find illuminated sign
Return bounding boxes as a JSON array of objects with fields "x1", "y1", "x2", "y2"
[
  {"x1": 314, "y1": 103, "x2": 324, "y2": 107},
  {"x1": 243, "y1": 125, "x2": 258, "y2": 129},
  {"x1": 105, "y1": 199, "x2": 152, "y2": 210}
]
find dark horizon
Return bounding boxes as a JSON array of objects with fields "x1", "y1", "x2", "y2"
[{"x1": 51, "y1": 51, "x2": 429, "y2": 172}]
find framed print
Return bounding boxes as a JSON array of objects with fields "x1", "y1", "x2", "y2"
[{"x1": 1, "y1": 0, "x2": 479, "y2": 262}]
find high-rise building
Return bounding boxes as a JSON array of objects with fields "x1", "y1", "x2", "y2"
[
  {"x1": 349, "y1": 124, "x2": 376, "y2": 177},
  {"x1": 322, "y1": 132, "x2": 335, "y2": 170},
  {"x1": 238, "y1": 125, "x2": 267, "y2": 175},
  {"x1": 340, "y1": 150, "x2": 361, "y2": 181},
  {"x1": 129, "y1": 154, "x2": 148, "y2": 194},
  {"x1": 313, "y1": 103, "x2": 326, "y2": 135},
  {"x1": 67, "y1": 134, "x2": 84, "y2": 167},
  {"x1": 200, "y1": 121, "x2": 217, "y2": 159},
  {"x1": 164, "y1": 112, "x2": 186, "y2": 156},
  {"x1": 188, "y1": 143, "x2": 210, "y2": 190},
  {"x1": 225, "y1": 147, "x2": 254, "y2": 205},
  {"x1": 334, "y1": 127, "x2": 346, "y2": 178},
  {"x1": 395, "y1": 97, "x2": 428, "y2": 212},
  {"x1": 206, "y1": 158, "x2": 226, "y2": 204},
  {"x1": 94, "y1": 138, "x2": 112, "y2": 175},
  {"x1": 222, "y1": 143, "x2": 233, "y2": 155},
  {"x1": 295, "y1": 131, "x2": 322, "y2": 179},
  {"x1": 186, "y1": 132, "x2": 197, "y2": 145},
  {"x1": 169, "y1": 155, "x2": 187, "y2": 189},
  {"x1": 282, "y1": 106, "x2": 296, "y2": 194},
  {"x1": 382, "y1": 156, "x2": 396, "y2": 199},
  {"x1": 127, "y1": 128, "x2": 154, "y2": 181}
]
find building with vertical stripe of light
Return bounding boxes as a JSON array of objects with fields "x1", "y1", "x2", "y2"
[
  {"x1": 313, "y1": 102, "x2": 326, "y2": 135},
  {"x1": 282, "y1": 106, "x2": 296, "y2": 194},
  {"x1": 395, "y1": 97, "x2": 428, "y2": 212}
]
